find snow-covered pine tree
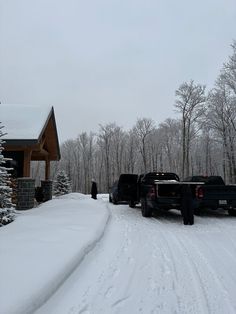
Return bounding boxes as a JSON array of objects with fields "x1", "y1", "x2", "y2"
[
  {"x1": 53, "y1": 170, "x2": 72, "y2": 196},
  {"x1": 0, "y1": 122, "x2": 14, "y2": 226}
]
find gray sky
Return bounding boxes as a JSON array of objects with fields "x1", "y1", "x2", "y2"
[{"x1": 1, "y1": 0, "x2": 236, "y2": 143}]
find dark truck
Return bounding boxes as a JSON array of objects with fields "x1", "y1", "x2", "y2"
[
  {"x1": 183, "y1": 175, "x2": 236, "y2": 216},
  {"x1": 139, "y1": 172, "x2": 204, "y2": 224},
  {"x1": 109, "y1": 174, "x2": 139, "y2": 206}
]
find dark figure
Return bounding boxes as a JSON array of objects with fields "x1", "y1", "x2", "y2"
[
  {"x1": 35, "y1": 187, "x2": 44, "y2": 203},
  {"x1": 91, "y1": 179, "x2": 98, "y2": 199},
  {"x1": 180, "y1": 184, "x2": 194, "y2": 225}
]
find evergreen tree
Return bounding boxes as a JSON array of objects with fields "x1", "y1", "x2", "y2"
[
  {"x1": 53, "y1": 170, "x2": 71, "y2": 196},
  {"x1": 0, "y1": 122, "x2": 14, "y2": 226}
]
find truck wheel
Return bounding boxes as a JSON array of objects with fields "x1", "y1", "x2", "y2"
[
  {"x1": 129, "y1": 200, "x2": 135, "y2": 208},
  {"x1": 141, "y1": 198, "x2": 152, "y2": 217},
  {"x1": 188, "y1": 211, "x2": 194, "y2": 225},
  {"x1": 228, "y1": 208, "x2": 236, "y2": 216},
  {"x1": 182, "y1": 208, "x2": 194, "y2": 225}
]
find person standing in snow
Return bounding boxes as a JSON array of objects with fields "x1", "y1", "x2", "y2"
[
  {"x1": 91, "y1": 179, "x2": 98, "y2": 200},
  {"x1": 180, "y1": 184, "x2": 194, "y2": 225}
]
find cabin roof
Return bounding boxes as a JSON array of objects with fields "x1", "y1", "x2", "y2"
[
  {"x1": 1, "y1": 104, "x2": 60, "y2": 161},
  {"x1": 1, "y1": 104, "x2": 52, "y2": 140}
]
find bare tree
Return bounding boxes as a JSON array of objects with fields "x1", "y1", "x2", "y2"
[
  {"x1": 123, "y1": 129, "x2": 139, "y2": 174},
  {"x1": 133, "y1": 118, "x2": 155, "y2": 172},
  {"x1": 98, "y1": 123, "x2": 116, "y2": 191},
  {"x1": 158, "y1": 118, "x2": 182, "y2": 173},
  {"x1": 207, "y1": 83, "x2": 236, "y2": 183},
  {"x1": 60, "y1": 139, "x2": 78, "y2": 191},
  {"x1": 220, "y1": 41, "x2": 236, "y2": 96},
  {"x1": 77, "y1": 132, "x2": 95, "y2": 193},
  {"x1": 175, "y1": 80, "x2": 206, "y2": 178},
  {"x1": 111, "y1": 126, "x2": 126, "y2": 179}
]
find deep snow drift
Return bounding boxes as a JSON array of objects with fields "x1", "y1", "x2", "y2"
[
  {"x1": 1, "y1": 193, "x2": 236, "y2": 314},
  {"x1": 0, "y1": 193, "x2": 109, "y2": 314}
]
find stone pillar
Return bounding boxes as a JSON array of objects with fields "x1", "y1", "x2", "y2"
[
  {"x1": 16, "y1": 178, "x2": 35, "y2": 210},
  {"x1": 41, "y1": 180, "x2": 53, "y2": 202}
]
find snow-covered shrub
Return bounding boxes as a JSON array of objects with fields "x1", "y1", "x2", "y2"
[
  {"x1": 0, "y1": 123, "x2": 14, "y2": 226},
  {"x1": 0, "y1": 208, "x2": 15, "y2": 226},
  {"x1": 53, "y1": 170, "x2": 72, "y2": 196}
]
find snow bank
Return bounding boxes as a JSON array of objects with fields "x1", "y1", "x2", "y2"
[{"x1": 0, "y1": 193, "x2": 110, "y2": 314}]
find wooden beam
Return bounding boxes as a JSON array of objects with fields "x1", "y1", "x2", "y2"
[
  {"x1": 31, "y1": 148, "x2": 49, "y2": 159},
  {"x1": 4, "y1": 144, "x2": 39, "y2": 151},
  {"x1": 40, "y1": 135, "x2": 46, "y2": 149},
  {"x1": 23, "y1": 149, "x2": 32, "y2": 177},
  {"x1": 45, "y1": 159, "x2": 50, "y2": 180},
  {"x1": 40, "y1": 148, "x2": 49, "y2": 156}
]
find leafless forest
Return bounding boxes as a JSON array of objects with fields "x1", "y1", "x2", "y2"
[{"x1": 32, "y1": 42, "x2": 236, "y2": 193}]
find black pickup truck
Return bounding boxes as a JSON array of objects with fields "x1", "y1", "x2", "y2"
[
  {"x1": 139, "y1": 172, "x2": 199, "y2": 224},
  {"x1": 183, "y1": 175, "x2": 236, "y2": 216},
  {"x1": 139, "y1": 173, "x2": 236, "y2": 223},
  {"x1": 109, "y1": 174, "x2": 139, "y2": 205}
]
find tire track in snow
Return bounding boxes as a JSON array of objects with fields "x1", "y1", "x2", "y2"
[
  {"x1": 200, "y1": 216, "x2": 236, "y2": 257},
  {"x1": 133, "y1": 211, "x2": 236, "y2": 314},
  {"x1": 144, "y1": 208, "x2": 236, "y2": 313},
  {"x1": 134, "y1": 215, "x2": 183, "y2": 313},
  {"x1": 106, "y1": 205, "x2": 185, "y2": 313},
  {"x1": 160, "y1": 224, "x2": 236, "y2": 314},
  {"x1": 175, "y1": 231, "x2": 236, "y2": 314},
  {"x1": 71, "y1": 203, "x2": 139, "y2": 313},
  {"x1": 36, "y1": 200, "x2": 236, "y2": 314},
  {"x1": 144, "y1": 217, "x2": 205, "y2": 314},
  {"x1": 156, "y1": 223, "x2": 211, "y2": 314}
]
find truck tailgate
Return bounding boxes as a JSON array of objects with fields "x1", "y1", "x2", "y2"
[{"x1": 201, "y1": 185, "x2": 236, "y2": 200}]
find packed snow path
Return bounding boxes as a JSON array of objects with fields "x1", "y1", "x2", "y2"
[{"x1": 37, "y1": 197, "x2": 236, "y2": 314}]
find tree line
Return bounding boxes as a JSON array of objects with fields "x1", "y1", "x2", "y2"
[{"x1": 32, "y1": 41, "x2": 236, "y2": 193}]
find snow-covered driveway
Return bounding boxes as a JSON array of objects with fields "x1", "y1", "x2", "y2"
[{"x1": 37, "y1": 198, "x2": 236, "y2": 314}]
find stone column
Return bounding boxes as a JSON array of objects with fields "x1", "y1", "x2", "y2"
[
  {"x1": 41, "y1": 180, "x2": 53, "y2": 202},
  {"x1": 16, "y1": 178, "x2": 35, "y2": 210}
]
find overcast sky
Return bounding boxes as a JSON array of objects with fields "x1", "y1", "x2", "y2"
[{"x1": 0, "y1": 0, "x2": 236, "y2": 143}]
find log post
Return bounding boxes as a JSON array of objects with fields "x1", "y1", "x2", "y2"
[
  {"x1": 23, "y1": 149, "x2": 32, "y2": 177},
  {"x1": 45, "y1": 158, "x2": 50, "y2": 180}
]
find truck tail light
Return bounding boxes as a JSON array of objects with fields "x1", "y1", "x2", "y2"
[
  {"x1": 196, "y1": 186, "x2": 204, "y2": 199},
  {"x1": 148, "y1": 187, "x2": 156, "y2": 199}
]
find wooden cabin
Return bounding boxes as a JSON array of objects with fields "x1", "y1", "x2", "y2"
[{"x1": 1, "y1": 104, "x2": 61, "y2": 179}]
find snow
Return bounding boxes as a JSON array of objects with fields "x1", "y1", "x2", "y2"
[
  {"x1": 0, "y1": 193, "x2": 109, "y2": 314},
  {"x1": 0, "y1": 104, "x2": 52, "y2": 140},
  {"x1": 1, "y1": 193, "x2": 236, "y2": 314}
]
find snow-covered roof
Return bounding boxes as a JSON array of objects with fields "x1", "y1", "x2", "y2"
[{"x1": 0, "y1": 104, "x2": 52, "y2": 140}]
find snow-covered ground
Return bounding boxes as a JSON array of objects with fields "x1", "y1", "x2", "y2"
[
  {"x1": 0, "y1": 193, "x2": 109, "y2": 314},
  {"x1": 1, "y1": 193, "x2": 236, "y2": 314}
]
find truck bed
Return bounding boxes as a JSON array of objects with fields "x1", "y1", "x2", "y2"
[{"x1": 194, "y1": 184, "x2": 236, "y2": 210}]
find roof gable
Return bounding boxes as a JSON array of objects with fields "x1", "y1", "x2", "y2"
[
  {"x1": 0, "y1": 104, "x2": 52, "y2": 140},
  {"x1": 1, "y1": 104, "x2": 60, "y2": 161}
]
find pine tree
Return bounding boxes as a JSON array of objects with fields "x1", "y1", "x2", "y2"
[
  {"x1": 53, "y1": 170, "x2": 71, "y2": 196},
  {"x1": 0, "y1": 122, "x2": 14, "y2": 226}
]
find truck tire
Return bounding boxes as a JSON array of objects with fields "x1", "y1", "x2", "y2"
[
  {"x1": 188, "y1": 211, "x2": 194, "y2": 225},
  {"x1": 141, "y1": 198, "x2": 152, "y2": 217},
  {"x1": 112, "y1": 198, "x2": 118, "y2": 205},
  {"x1": 129, "y1": 200, "x2": 135, "y2": 208},
  {"x1": 182, "y1": 203, "x2": 194, "y2": 225},
  {"x1": 228, "y1": 208, "x2": 236, "y2": 216},
  {"x1": 182, "y1": 209, "x2": 188, "y2": 225}
]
